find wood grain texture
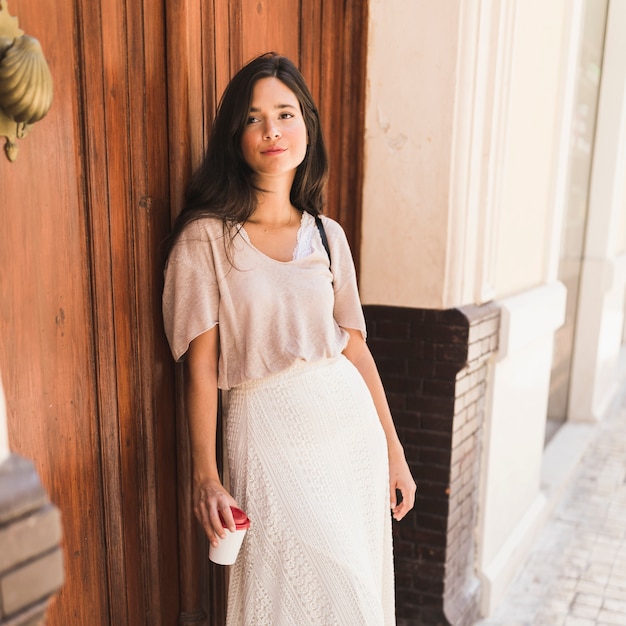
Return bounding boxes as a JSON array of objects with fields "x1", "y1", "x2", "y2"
[
  {"x1": 124, "y1": 1, "x2": 180, "y2": 623},
  {"x1": 1, "y1": 1, "x2": 367, "y2": 624},
  {"x1": 0, "y1": 2, "x2": 111, "y2": 624},
  {"x1": 3, "y1": 0, "x2": 179, "y2": 624},
  {"x1": 165, "y1": 0, "x2": 206, "y2": 623},
  {"x1": 299, "y1": 0, "x2": 368, "y2": 267},
  {"x1": 240, "y1": 0, "x2": 299, "y2": 62},
  {"x1": 76, "y1": 0, "x2": 179, "y2": 622}
]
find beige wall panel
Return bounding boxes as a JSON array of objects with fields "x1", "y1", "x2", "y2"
[
  {"x1": 493, "y1": 0, "x2": 569, "y2": 298},
  {"x1": 360, "y1": 0, "x2": 459, "y2": 307}
]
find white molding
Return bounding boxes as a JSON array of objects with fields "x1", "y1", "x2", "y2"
[
  {"x1": 585, "y1": 0, "x2": 626, "y2": 258},
  {"x1": 616, "y1": 251, "x2": 626, "y2": 287},
  {"x1": 444, "y1": 0, "x2": 480, "y2": 308},
  {"x1": 497, "y1": 281, "x2": 567, "y2": 360},
  {"x1": 444, "y1": 0, "x2": 517, "y2": 308},
  {"x1": 478, "y1": 0, "x2": 517, "y2": 303},
  {"x1": 478, "y1": 281, "x2": 567, "y2": 617},
  {"x1": 0, "y1": 373, "x2": 9, "y2": 464},
  {"x1": 478, "y1": 282, "x2": 566, "y2": 616},
  {"x1": 570, "y1": 254, "x2": 626, "y2": 420},
  {"x1": 545, "y1": 0, "x2": 585, "y2": 282},
  {"x1": 479, "y1": 492, "x2": 548, "y2": 616}
]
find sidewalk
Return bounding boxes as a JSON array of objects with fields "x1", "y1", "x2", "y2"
[{"x1": 475, "y1": 382, "x2": 626, "y2": 626}]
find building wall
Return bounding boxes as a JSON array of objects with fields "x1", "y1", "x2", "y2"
[
  {"x1": 361, "y1": 0, "x2": 569, "y2": 307},
  {"x1": 362, "y1": 0, "x2": 626, "y2": 620}
]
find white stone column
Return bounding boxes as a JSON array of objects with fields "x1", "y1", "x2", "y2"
[
  {"x1": 569, "y1": 0, "x2": 626, "y2": 421},
  {"x1": 361, "y1": 0, "x2": 509, "y2": 310}
]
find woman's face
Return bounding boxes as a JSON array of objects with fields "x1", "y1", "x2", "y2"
[{"x1": 240, "y1": 77, "x2": 308, "y2": 182}]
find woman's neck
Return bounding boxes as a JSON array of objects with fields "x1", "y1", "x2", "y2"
[
  {"x1": 248, "y1": 195, "x2": 298, "y2": 229},
  {"x1": 248, "y1": 175, "x2": 298, "y2": 228}
]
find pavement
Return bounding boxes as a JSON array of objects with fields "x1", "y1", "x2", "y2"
[{"x1": 475, "y1": 380, "x2": 626, "y2": 626}]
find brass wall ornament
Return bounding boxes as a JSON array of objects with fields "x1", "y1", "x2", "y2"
[{"x1": 0, "y1": 0, "x2": 53, "y2": 162}]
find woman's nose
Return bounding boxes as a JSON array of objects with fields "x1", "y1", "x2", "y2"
[{"x1": 263, "y1": 122, "x2": 280, "y2": 139}]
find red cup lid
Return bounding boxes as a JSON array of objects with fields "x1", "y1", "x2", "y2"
[{"x1": 219, "y1": 506, "x2": 251, "y2": 530}]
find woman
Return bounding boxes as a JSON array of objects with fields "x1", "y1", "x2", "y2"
[{"x1": 163, "y1": 52, "x2": 416, "y2": 625}]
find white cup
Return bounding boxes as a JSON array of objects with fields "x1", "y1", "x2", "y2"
[{"x1": 209, "y1": 506, "x2": 251, "y2": 565}]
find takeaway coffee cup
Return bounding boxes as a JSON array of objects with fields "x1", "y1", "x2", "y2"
[{"x1": 209, "y1": 506, "x2": 251, "y2": 565}]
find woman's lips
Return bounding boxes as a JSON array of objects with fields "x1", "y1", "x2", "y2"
[{"x1": 262, "y1": 147, "x2": 286, "y2": 155}]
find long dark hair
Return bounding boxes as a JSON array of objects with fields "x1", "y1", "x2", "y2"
[{"x1": 165, "y1": 52, "x2": 328, "y2": 254}]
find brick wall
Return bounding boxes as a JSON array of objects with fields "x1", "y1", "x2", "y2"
[
  {"x1": 0, "y1": 455, "x2": 64, "y2": 626},
  {"x1": 363, "y1": 303, "x2": 500, "y2": 626}
]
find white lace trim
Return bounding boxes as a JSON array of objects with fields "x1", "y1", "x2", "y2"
[
  {"x1": 292, "y1": 211, "x2": 316, "y2": 260},
  {"x1": 237, "y1": 212, "x2": 316, "y2": 261}
]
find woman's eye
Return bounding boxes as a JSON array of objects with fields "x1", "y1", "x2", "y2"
[
  {"x1": 279, "y1": 112, "x2": 294, "y2": 119},
  {"x1": 246, "y1": 116, "x2": 260, "y2": 124}
]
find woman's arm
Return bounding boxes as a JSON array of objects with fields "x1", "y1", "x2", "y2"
[
  {"x1": 185, "y1": 326, "x2": 239, "y2": 546},
  {"x1": 342, "y1": 327, "x2": 417, "y2": 521}
]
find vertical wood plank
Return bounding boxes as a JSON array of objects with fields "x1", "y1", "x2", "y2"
[
  {"x1": 125, "y1": 0, "x2": 180, "y2": 623},
  {"x1": 299, "y1": 0, "x2": 322, "y2": 102},
  {"x1": 64, "y1": 0, "x2": 127, "y2": 623},
  {"x1": 319, "y1": 0, "x2": 342, "y2": 223},
  {"x1": 211, "y1": 0, "x2": 236, "y2": 112},
  {"x1": 165, "y1": 1, "x2": 210, "y2": 624},
  {"x1": 77, "y1": 0, "x2": 180, "y2": 622},
  {"x1": 78, "y1": 0, "x2": 136, "y2": 622},
  {"x1": 229, "y1": 0, "x2": 244, "y2": 77},
  {"x1": 299, "y1": 0, "x2": 368, "y2": 269},
  {"x1": 338, "y1": 0, "x2": 368, "y2": 262},
  {"x1": 167, "y1": 0, "x2": 207, "y2": 206},
  {"x1": 102, "y1": 2, "x2": 141, "y2": 621},
  {"x1": 240, "y1": 0, "x2": 299, "y2": 62}
]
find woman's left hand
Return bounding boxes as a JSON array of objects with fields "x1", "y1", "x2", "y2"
[{"x1": 388, "y1": 448, "x2": 417, "y2": 521}]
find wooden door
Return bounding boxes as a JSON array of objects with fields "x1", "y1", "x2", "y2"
[
  {"x1": 1, "y1": 3, "x2": 110, "y2": 623},
  {"x1": 1, "y1": 1, "x2": 178, "y2": 624},
  {"x1": 1, "y1": 1, "x2": 367, "y2": 624}
]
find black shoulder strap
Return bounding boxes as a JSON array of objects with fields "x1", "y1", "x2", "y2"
[{"x1": 315, "y1": 215, "x2": 331, "y2": 267}]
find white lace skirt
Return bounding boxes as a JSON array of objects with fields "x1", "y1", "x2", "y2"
[{"x1": 224, "y1": 356, "x2": 395, "y2": 626}]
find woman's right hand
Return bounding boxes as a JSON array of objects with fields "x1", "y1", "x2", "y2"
[{"x1": 193, "y1": 477, "x2": 239, "y2": 547}]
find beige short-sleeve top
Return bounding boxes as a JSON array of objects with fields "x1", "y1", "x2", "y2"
[{"x1": 162, "y1": 213, "x2": 366, "y2": 390}]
